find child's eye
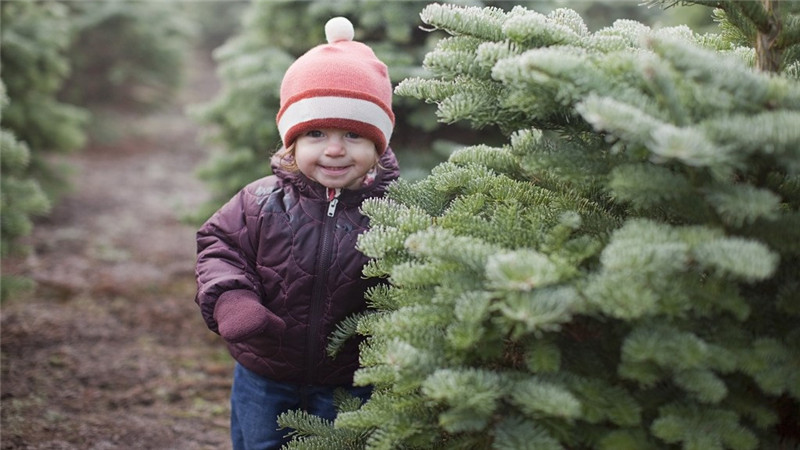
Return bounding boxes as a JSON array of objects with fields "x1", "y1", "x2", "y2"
[
  {"x1": 306, "y1": 130, "x2": 324, "y2": 138},
  {"x1": 345, "y1": 132, "x2": 362, "y2": 139}
]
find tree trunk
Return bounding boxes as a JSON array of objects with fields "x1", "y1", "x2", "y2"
[{"x1": 756, "y1": 0, "x2": 782, "y2": 72}]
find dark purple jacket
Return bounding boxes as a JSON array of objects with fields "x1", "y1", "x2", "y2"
[{"x1": 195, "y1": 149, "x2": 399, "y2": 385}]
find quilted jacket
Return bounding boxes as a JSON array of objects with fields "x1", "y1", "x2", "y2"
[{"x1": 195, "y1": 148, "x2": 400, "y2": 385}]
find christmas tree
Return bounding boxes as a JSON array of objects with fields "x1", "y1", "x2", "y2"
[
  {"x1": 60, "y1": 0, "x2": 193, "y2": 109},
  {"x1": 0, "y1": 1, "x2": 88, "y2": 300},
  {"x1": 0, "y1": 83, "x2": 51, "y2": 299},
  {"x1": 279, "y1": 1, "x2": 799, "y2": 449},
  {"x1": 0, "y1": 1, "x2": 88, "y2": 199}
]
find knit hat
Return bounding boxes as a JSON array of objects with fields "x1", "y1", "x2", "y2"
[{"x1": 276, "y1": 17, "x2": 394, "y2": 154}]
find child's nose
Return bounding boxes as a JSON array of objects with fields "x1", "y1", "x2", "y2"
[{"x1": 324, "y1": 134, "x2": 346, "y2": 156}]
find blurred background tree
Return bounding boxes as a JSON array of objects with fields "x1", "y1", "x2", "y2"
[
  {"x1": 0, "y1": 83, "x2": 52, "y2": 299},
  {"x1": 59, "y1": 1, "x2": 194, "y2": 110},
  {"x1": 0, "y1": 1, "x2": 88, "y2": 300},
  {"x1": 0, "y1": 0, "x2": 215, "y2": 300},
  {"x1": 0, "y1": 1, "x2": 88, "y2": 199}
]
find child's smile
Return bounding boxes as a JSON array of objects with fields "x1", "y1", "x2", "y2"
[{"x1": 294, "y1": 128, "x2": 378, "y2": 190}]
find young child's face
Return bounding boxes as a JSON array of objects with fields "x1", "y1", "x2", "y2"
[{"x1": 294, "y1": 128, "x2": 378, "y2": 190}]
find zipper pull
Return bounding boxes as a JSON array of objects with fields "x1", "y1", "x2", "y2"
[{"x1": 326, "y1": 188, "x2": 341, "y2": 217}]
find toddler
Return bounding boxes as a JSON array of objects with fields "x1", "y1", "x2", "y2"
[{"x1": 195, "y1": 17, "x2": 399, "y2": 449}]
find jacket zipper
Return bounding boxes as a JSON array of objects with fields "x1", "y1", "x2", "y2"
[
  {"x1": 305, "y1": 188, "x2": 341, "y2": 384},
  {"x1": 327, "y1": 198, "x2": 339, "y2": 217}
]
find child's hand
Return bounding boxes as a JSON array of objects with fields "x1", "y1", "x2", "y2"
[{"x1": 213, "y1": 290, "x2": 286, "y2": 342}]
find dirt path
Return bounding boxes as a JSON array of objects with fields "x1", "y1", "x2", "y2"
[{"x1": 1, "y1": 50, "x2": 235, "y2": 449}]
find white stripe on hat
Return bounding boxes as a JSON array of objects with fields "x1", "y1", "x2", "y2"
[{"x1": 278, "y1": 96, "x2": 393, "y2": 144}]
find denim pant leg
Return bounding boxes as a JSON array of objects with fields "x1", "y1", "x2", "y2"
[{"x1": 230, "y1": 363, "x2": 299, "y2": 450}]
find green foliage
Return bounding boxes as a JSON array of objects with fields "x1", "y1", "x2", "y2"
[
  {"x1": 284, "y1": 1, "x2": 800, "y2": 449},
  {"x1": 182, "y1": 2, "x2": 248, "y2": 51},
  {"x1": 0, "y1": 82, "x2": 51, "y2": 265},
  {"x1": 649, "y1": 0, "x2": 800, "y2": 73},
  {"x1": 0, "y1": 107, "x2": 50, "y2": 258},
  {"x1": 0, "y1": 1, "x2": 88, "y2": 197},
  {"x1": 60, "y1": 1, "x2": 194, "y2": 109},
  {"x1": 0, "y1": 122, "x2": 46, "y2": 301},
  {"x1": 279, "y1": 389, "x2": 371, "y2": 449},
  {"x1": 0, "y1": 2, "x2": 89, "y2": 299}
]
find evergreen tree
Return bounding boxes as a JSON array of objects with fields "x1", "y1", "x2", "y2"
[
  {"x1": 0, "y1": 83, "x2": 51, "y2": 300},
  {"x1": 0, "y1": 1, "x2": 88, "y2": 300},
  {"x1": 279, "y1": 2, "x2": 800, "y2": 449},
  {"x1": 0, "y1": 0, "x2": 88, "y2": 199},
  {"x1": 60, "y1": 0, "x2": 194, "y2": 109}
]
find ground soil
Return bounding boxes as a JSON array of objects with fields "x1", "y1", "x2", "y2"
[{"x1": 1, "y1": 49, "x2": 236, "y2": 449}]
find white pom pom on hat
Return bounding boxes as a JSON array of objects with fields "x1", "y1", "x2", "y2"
[
  {"x1": 277, "y1": 17, "x2": 395, "y2": 154},
  {"x1": 325, "y1": 17, "x2": 355, "y2": 43}
]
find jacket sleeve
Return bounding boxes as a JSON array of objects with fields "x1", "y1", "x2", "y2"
[{"x1": 195, "y1": 188, "x2": 262, "y2": 334}]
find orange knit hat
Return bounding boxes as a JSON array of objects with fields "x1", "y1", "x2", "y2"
[{"x1": 276, "y1": 17, "x2": 394, "y2": 154}]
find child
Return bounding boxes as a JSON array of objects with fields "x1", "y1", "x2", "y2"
[{"x1": 194, "y1": 17, "x2": 399, "y2": 450}]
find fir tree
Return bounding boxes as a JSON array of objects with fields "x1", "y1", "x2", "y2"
[
  {"x1": 1, "y1": 1, "x2": 88, "y2": 300},
  {"x1": 0, "y1": 83, "x2": 51, "y2": 300},
  {"x1": 279, "y1": 2, "x2": 799, "y2": 449},
  {"x1": 59, "y1": 1, "x2": 194, "y2": 109},
  {"x1": 0, "y1": 1, "x2": 88, "y2": 199}
]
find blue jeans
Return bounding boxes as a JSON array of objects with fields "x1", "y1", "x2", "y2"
[{"x1": 230, "y1": 363, "x2": 371, "y2": 450}]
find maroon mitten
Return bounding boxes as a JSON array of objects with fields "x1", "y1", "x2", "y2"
[{"x1": 214, "y1": 290, "x2": 286, "y2": 342}]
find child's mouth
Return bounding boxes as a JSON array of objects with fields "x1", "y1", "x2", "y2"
[{"x1": 320, "y1": 165, "x2": 350, "y2": 174}]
